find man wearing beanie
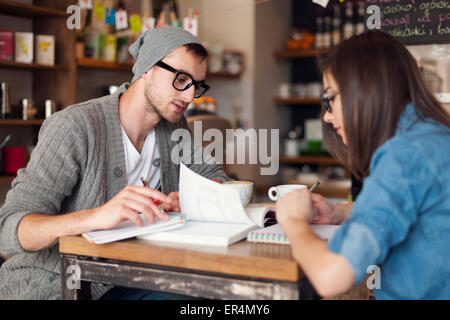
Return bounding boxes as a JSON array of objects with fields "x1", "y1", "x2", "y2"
[{"x1": 0, "y1": 27, "x2": 229, "y2": 300}]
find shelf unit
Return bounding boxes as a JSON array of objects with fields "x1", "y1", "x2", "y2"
[
  {"x1": 273, "y1": 42, "x2": 347, "y2": 197},
  {"x1": 274, "y1": 97, "x2": 321, "y2": 105},
  {"x1": 206, "y1": 71, "x2": 242, "y2": 79},
  {"x1": 77, "y1": 57, "x2": 243, "y2": 79},
  {"x1": 0, "y1": 175, "x2": 15, "y2": 185},
  {"x1": 77, "y1": 57, "x2": 134, "y2": 71},
  {"x1": 0, "y1": 0, "x2": 77, "y2": 110},
  {"x1": 0, "y1": 60, "x2": 69, "y2": 71},
  {"x1": 279, "y1": 156, "x2": 342, "y2": 166},
  {"x1": 0, "y1": 1, "x2": 243, "y2": 186},
  {"x1": 0, "y1": 119, "x2": 44, "y2": 125},
  {"x1": 0, "y1": 0, "x2": 75, "y2": 184},
  {"x1": 256, "y1": 182, "x2": 350, "y2": 200},
  {"x1": 0, "y1": 0, "x2": 67, "y2": 19},
  {"x1": 274, "y1": 48, "x2": 330, "y2": 59}
]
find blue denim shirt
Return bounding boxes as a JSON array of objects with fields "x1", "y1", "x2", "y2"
[{"x1": 328, "y1": 103, "x2": 450, "y2": 300}]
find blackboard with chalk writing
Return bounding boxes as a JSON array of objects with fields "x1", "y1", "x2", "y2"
[{"x1": 366, "y1": 0, "x2": 450, "y2": 45}]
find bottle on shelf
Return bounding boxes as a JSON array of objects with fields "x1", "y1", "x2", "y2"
[
  {"x1": 323, "y1": 16, "x2": 332, "y2": 49},
  {"x1": 331, "y1": 5, "x2": 341, "y2": 47},
  {"x1": 315, "y1": 17, "x2": 324, "y2": 49},
  {"x1": 1, "y1": 82, "x2": 11, "y2": 119},
  {"x1": 355, "y1": 1, "x2": 366, "y2": 35},
  {"x1": 343, "y1": 2, "x2": 355, "y2": 40}
]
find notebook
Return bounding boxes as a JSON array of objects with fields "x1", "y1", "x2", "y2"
[
  {"x1": 247, "y1": 223, "x2": 341, "y2": 245},
  {"x1": 82, "y1": 212, "x2": 186, "y2": 244},
  {"x1": 139, "y1": 163, "x2": 276, "y2": 246}
]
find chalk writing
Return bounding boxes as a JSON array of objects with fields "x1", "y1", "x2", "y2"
[{"x1": 375, "y1": 0, "x2": 450, "y2": 44}]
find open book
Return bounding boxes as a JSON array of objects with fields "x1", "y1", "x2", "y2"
[
  {"x1": 82, "y1": 213, "x2": 186, "y2": 244},
  {"x1": 139, "y1": 163, "x2": 275, "y2": 246}
]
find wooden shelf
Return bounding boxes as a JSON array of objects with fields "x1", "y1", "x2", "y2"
[
  {"x1": 77, "y1": 58, "x2": 133, "y2": 71},
  {"x1": 280, "y1": 156, "x2": 343, "y2": 166},
  {"x1": 77, "y1": 59, "x2": 242, "y2": 79},
  {"x1": 0, "y1": 175, "x2": 15, "y2": 184},
  {"x1": 256, "y1": 182, "x2": 350, "y2": 199},
  {"x1": 0, "y1": 119, "x2": 44, "y2": 125},
  {"x1": 274, "y1": 48, "x2": 330, "y2": 59},
  {"x1": 0, "y1": 0, "x2": 67, "y2": 19},
  {"x1": 207, "y1": 72, "x2": 241, "y2": 79},
  {"x1": 0, "y1": 60, "x2": 69, "y2": 71},
  {"x1": 274, "y1": 97, "x2": 321, "y2": 105}
]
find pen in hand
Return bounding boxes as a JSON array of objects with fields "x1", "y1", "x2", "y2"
[
  {"x1": 309, "y1": 180, "x2": 320, "y2": 193},
  {"x1": 140, "y1": 177, "x2": 164, "y2": 211}
]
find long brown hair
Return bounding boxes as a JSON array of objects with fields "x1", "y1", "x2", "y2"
[{"x1": 318, "y1": 31, "x2": 450, "y2": 180}]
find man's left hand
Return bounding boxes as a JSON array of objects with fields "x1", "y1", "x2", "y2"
[{"x1": 160, "y1": 192, "x2": 180, "y2": 212}]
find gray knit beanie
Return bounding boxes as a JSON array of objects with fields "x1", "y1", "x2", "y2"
[{"x1": 129, "y1": 27, "x2": 202, "y2": 83}]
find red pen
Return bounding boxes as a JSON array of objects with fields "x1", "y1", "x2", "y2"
[{"x1": 140, "y1": 177, "x2": 160, "y2": 206}]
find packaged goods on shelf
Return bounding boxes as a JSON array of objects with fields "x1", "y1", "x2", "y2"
[
  {"x1": 35, "y1": 35, "x2": 55, "y2": 66},
  {"x1": 103, "y1": 34, "x2": 117, "y2": 62},
  {"x1": 84, "y1": 32, "x2": 104, "y2": 59},
  {"x1": 0, "y1": 31, "x2": 14, "y2": 61},
  {"x1": 15, "y1": 32, "x2": 33, "y2": 63}
]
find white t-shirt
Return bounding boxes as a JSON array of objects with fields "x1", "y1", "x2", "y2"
[{"x1": 121, "y1": 125, "x2": 161, "y2": 190}]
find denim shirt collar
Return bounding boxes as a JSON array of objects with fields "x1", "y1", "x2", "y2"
[{"x1": 395, "y1": 102, "x2": 417, "y2": 135}]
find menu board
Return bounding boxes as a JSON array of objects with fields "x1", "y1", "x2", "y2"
[{"x1": 367, "y1": 0, "x2": 450, "y2": 45}]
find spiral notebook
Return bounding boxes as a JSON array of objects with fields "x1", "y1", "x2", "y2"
[{"x1": 247, "y1": 223, "x2": 340, "y2": 245}]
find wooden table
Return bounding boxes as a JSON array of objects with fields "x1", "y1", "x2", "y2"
[{"x1": 59, "y1": 236, "x2": 319, "y2": 300}]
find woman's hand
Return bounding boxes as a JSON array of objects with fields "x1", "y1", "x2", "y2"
[
  {"x1": 310, "y1": 193, "x2": 338, "y2": 224},
  {"x1": 311, "y1": 193, "x2": 351, "y2": 225},
  {"x1": 276, "y1": 189, "x2": 315, "y2": 226}
]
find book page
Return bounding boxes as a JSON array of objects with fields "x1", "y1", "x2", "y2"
[
  {"x1": 179, "y1": 163, "x2": 253, "y2": 225},
  {"x1": 244, "y1": 206, "x2": 275, "y2": 227},
  {"x1": 140, "y1": 221, "x2": 258, "y2": 247}
]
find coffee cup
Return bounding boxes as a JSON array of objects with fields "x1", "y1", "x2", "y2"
[
  {"x1": 268, "y1": 184, "x2": 307, "y2": 201},
  {"x1": 223, "y1": 180, "x2": 254, "y2": 206},
  {"x1": 278, "y1": 83, "x2": 292, "y2": 98}
]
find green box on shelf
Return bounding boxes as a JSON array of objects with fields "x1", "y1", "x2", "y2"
[
  {"x1": 103, "y1": 34, "x2": 117, "y2": 62},
  {"x1": 84, "y1": 32, "x2": 104, "y2": 59}
]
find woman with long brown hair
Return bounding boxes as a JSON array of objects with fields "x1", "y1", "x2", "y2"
[{"x1": 276, "y1": 31, "x2": 450, "y2": 299}]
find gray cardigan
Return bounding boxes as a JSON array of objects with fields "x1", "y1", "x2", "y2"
[{"x1": 0, "y1": 83, "x2": 229, "y2": 299}]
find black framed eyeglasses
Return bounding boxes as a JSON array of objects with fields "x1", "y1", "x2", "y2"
[
  {"x1": 321, "y1": 90, "x2": 339, "y2": 113},
  {"x1": 155, "y1": 61, "x2": 210, "y2": 98}
]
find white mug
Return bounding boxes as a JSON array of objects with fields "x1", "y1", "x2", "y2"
[
  {"x1": 268, "y1": 184, "x2": 307, "y2": 201},
  {"x1": 278, "y1": 83, "x2": 292, "y2": 98},
  {"x1": 223, "y1": 181, "x2": 254, "y2": 206}
]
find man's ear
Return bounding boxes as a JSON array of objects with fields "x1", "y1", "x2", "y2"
[{"x1": 141, "y1": 68, "x2": 153, "y2": 80}]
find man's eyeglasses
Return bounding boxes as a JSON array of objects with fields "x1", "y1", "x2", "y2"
[
  {"x1": 321, "y1": 90, "x2": 339, "y2": 113},
  {"x1": 155, "y1": 61, "x2": 210, "y2": 98}
]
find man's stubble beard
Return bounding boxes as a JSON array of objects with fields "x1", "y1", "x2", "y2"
[{"x1": 144, "y1": 83, "x2": 182, "y2": 124}]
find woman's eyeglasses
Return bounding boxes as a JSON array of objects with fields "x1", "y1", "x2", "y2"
[
  {"x1": 321, "y1": 90, "x2": 339, "y2": 113},
  {"x1": 155, "y1": 61, "x2": 210, "y2": 98}
]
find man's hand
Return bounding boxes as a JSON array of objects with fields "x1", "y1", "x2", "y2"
[
  {"x1": 160, "y1": 192, "x2": 180, "y2": 212},
  {"x1": 88, "y1": 185, "x2": 172, "y2": 230}
]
